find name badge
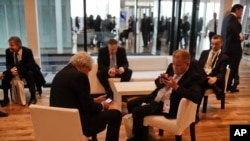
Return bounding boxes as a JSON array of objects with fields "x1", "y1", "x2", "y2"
[{"x1": 163, "y1": 99, "x2": 170, "y2": 113}]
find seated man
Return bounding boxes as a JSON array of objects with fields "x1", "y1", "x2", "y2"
[
  {"x1": 155, "y1": 59, "x2": 207, "y2": 123},
  {"x1": 97, "y1": 39, "x2": 132, "y2": 100},
  {"x1": 1, "y1": 36, "x2": 45, "y2": 107},
  {"x1": 50, "y1": 51, "x2": 122, "y2": 141},
  {"x1": 198, "y1": 35, "x2": 229, "y2": 100},
  {"x1": 126, "y1": 49, "x2": 203, "y2": 141}
]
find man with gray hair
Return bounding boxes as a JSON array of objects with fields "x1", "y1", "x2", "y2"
[{"x1": 50, "y1": 51, "x2": 122, "y2": 141}]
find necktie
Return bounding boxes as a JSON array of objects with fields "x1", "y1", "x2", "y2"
[
  {"x1": 211, "y1": 53, "x2": 218, "y2": 68},
  {"x1": 110, "y1": 54, "x2": 116, "y2": 68},
  {"x1": 209, "y1": 52, "x2": 215, "y2": 67},
  {"x1": 214, "y1": 20, "x2": 217, "y2": 34},
  {"x1": 14, "y1": 53, "x2": 19, "y2": 65}
]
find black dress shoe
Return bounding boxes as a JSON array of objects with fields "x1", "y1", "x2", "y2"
[
  {"x1": 0, "y1": 111, "x2": 8, "y2": 117},
  {"x1": 230, "y1": 88, "x2": 239, "y2": 93},
  {"x1": 37, "y1": 87, "x2": 42, "y2": 96},
  {"x1": 28, "y1": 98, "x2": 37, "y2": 105},
  {"x1": 1, "y1": 99, "x2": 10, "y2": 107}
]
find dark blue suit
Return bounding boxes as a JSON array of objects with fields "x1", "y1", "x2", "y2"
[{"x1": 221, "y1": 13, "x2": 242, "y2": 90}]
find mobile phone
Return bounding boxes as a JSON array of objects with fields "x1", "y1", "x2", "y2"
[
  {"x1": 105, "y1": 98, "x2": 112, "y2": 103},
  {"x1": 161, "y1": 76, "x2": 170, "y2": 80}
]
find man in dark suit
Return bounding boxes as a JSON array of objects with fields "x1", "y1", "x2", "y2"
[
  {"x1": 198, "y1": 35, "x2": 229, "y2": 100},
  {"x1": 50, "y1": 51, "x2": 122, "y2": 141},
  {"x1": 97, "y1": 39, "x2": 132, "y2": 100},
  {"x1": 1, "y1": 36, "x2": 45, "y2": 107},
  {"x1": 126, "y1": 50, "x2": 203, "y2": 141},
  {"x1": 140, "y1": 13, "x2": 150, "y2": 48},
  {"x1": 221, "y1": 4, "x2": 243, "y2": 92}
]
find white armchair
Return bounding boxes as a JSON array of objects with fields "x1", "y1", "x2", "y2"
[
  {"x1": 29, "y1": 104, "x2": 89, "y2": 141},
  {"x1": 143, "y1": 98, "x2": 198, "y2": 141}
]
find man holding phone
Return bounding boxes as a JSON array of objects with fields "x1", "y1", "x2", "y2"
[
  {"x1": 50, "y1": 51, "x2": 122, "y2": 141},
  {"x1": 97, "y1": 39, "x2": 132, "y2": 100},
  {"x1": 126, "y1": 50, "x2": 203, "y2": 141}
]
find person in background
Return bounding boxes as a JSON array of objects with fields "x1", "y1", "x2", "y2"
[
  {"x1": 205, "y1": 12, "x2": 218, "y2": 47},
  {"x1": 180, "y1": 15, "x2": 190, "y2": 49},
  {"x1": 221, "y1": 4, "x2": 243, "y2": 93},
  {"x1": 75, "y1": 16, "x2": 80, "y2": 33},
  {"x1": 97, "y1": 39, "x2": 132, "y2": 100},
  {"x1": 140, "y1": 13, "x2": 150, "y2": 48},
  {"x1": 197, "y1": 17, "x2": 203, "y2": 43},
  {"x1": 50, "y1": 51, "x2": 122, "y2": 141},
  {"x1": 1, "y1": 36, "x2": 45, "y2": 107},
  {"x1": 126, "y1": 49, "x2": 202, "y2": 141}
]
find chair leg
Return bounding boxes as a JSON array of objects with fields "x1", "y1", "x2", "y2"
[
  {"x1": 175, "y1": 135, "x2": 182, "y2": 141},
  {"x1": 190, "y1": 123, "x2": 196, "y2": 141},
  {"x1": 158, "y1": 129, "x2": 164, "y2": 136},
  {"x1": 221, "y1": 94, "x2": 225, "y2": 109},
  {"x1": 202, "y1": 96, "x2": 208, "y2": 113}
]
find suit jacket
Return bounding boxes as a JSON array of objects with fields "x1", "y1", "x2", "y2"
[
  {"x1": 199, "y1": 50, "x2": 229, "y2": 85},
  {"x1": 5, "y1": 46, "x2": 45, "y2": 86},
  {"x1": 221, "y1": 13, "x2": 242, "y2": 55},
  {"x1": 152, "y1": 65, "x2": 202, "y2": 118},
  {"x1": 97, "y1": 46, "x2": 129, "y2": 72},
  {"x1": 50, "y1": 64, "x2": 106, "y2": 134}
]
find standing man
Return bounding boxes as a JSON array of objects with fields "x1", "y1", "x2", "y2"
[
  {"x1": 50, "y1": 51, "x2": 122, "y2": 141},
  {"x1": 140, "y1": 13, "x2": 150, "y2": 48},
  {"x1": 97, "y1": 39, "x2": 132, "y2": 100},
  {"x1": 126, "y1": 50, "x2": 202, "y2": 141},
  {"x1": 221, "y1": 4, "x2": 243, "y2": 92},
  {"x1": 180, "y1": 15, "x2": 190, "y2": 49},
  {"x1": 1, "y1": 36, "x2": 45, "y2": 107},
  {"x1": 205, "y1": 12, "x2": 218, "y2": 47}
]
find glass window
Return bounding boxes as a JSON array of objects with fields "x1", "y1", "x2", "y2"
[{"x1": 0, "y1": 0, "x2": 26, "y2": 54}]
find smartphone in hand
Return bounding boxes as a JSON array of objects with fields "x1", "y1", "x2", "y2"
[{"x1": 105, "y1": 98, "x2": 112, "y2": 103}]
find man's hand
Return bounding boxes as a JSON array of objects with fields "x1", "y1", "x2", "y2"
[
  {"x1": 94, "y1": 94, "x2": 107, "y2": 103},
  {"x1": 0, "y1": 74, "x2": 4, "y2": 80},
  {"x1": 117, "y1": 67, "x2": 124, "y2": 75},
  {"x1": 108, "y1": 67, "x2": 117, "y2": 77},
  {"x1": 102, "y1": 101, "x2": 110, "y2": 110},
  {"x1": 162, "y1": 76, "x2": 179, "y2": 90},
  {"x1": 10, "y1": 67, "x2": 19, "y2": 76},
  {"x1": 159, "y1": 73, "x2": 169, "y2": 84},
  {"x1": 207, "y1": 76, "x2": 217, "y2": 85}
]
